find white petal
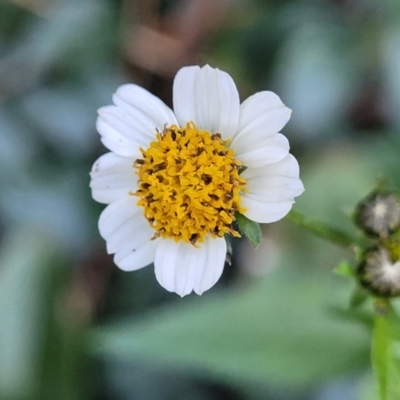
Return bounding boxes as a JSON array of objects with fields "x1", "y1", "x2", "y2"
[
  {"x1": 90, "y1": 152, "x2": 137, "y2": 204},
  {"x1": 97, "y1": 83, "x2": 178, "y2": 157},
  {"x1": 232, "y1": 91, "x2": 291, "y2": 148},
  {"x1": 154, "y1": 240, "x2": 198, "y2": 297},
  {"x1": 241, "y1": 197, "x2": 294, "y2": 223},
  {"x1": 194, "y1": 237, "x2": 227, "y2": 295},
  {"x1": 241, "y1": 154, "x2": 304, "y2": 223},
  {"x1": 241, "y1": 153, "x2": 300, "y2": 180},
  {"x1": 244, "y1": 176, "x2": 305, "y2": 202},
  {"x1": 173, "y1": 65, "x2": 240, "y2": 139},
  {"x1": 98, "y1": 196, "x2": 153, "y2": 254},
  {"x1": 154, "y1": 236, "x2": 227, "y2": 297},
  {"x1": 96, "y1": 107, "x2": 145, "y2": 158},
  {"x1": 98, "y1": 194, "x2": 157, "y2": 272},
  {"x1": 105, "y1": 212, "x2": 150, "y2": 255},
  {"x1": 114, "y1": 240, "x2": 157, "y2": 272},
  {"x1": 233, "y1": 133, "x2": 290, "y2": 168},
  {"x1": 112, "y1": 84, "x2": 178, "y2": 132}
]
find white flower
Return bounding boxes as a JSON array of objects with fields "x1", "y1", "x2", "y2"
[{"x1": 90, "y1": 65, "x2": 304, "y2": 296}]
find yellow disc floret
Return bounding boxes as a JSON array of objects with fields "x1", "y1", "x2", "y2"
[{"x1": 133, "y1": 122, "x2": 247, "y2": 245}]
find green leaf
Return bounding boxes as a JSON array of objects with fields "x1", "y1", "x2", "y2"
[
  {"x1": 372, "y1": 305, "x2": 400, "y2": 400},
  {"x1": 90, "y1": 267, "x2": 369, "y2": 388},
  {"x1": 333, "y1": 261, "x2": 355, "y2": 277},
  {"x1": 235, "y1": 212, "x2": 262, "y2": 247}
]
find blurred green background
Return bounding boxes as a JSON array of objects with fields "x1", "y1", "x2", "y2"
[{"x1": 1, "y1": 0, "x2": 400, "y2": 399}]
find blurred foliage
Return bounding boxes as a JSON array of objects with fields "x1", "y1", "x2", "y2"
[
  {"x1": 92, "y1": 266, "x2": 370, "y2": 388},
  {"x1": 0, "y1": 229, "x2": 89, "y2": 400},
  {"x1": 1, "y1": 0, "x2": 400, "y2": 399}
]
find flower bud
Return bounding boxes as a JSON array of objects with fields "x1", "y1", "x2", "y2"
[
  {"x1": 357, "y1": 247, "x2": 400, "y2": 297},
  {"x1": 355, "y1": 192, "x2": 400, "y2": 238}
]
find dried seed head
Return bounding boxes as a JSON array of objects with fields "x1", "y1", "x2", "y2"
[
  {"x1": 355, "y1": 192, "x2": 400, "y2": 238},
  {"x1": 358, "y1": 247, "x2": 400, "y2": 297}
]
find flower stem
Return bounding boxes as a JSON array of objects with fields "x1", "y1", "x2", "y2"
[
  {"x1": 286, "y1": 209, "x2": 356, "y2": 248},
  {"x1": 371, "y1": 300, "x2": 400, "y2": 400}
]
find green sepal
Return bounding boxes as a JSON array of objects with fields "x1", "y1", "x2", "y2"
[
  {"x1": 333, "y1": 261, "x2": 355, "y2": 278},
  {"x1": 235, "y1": 212, "x2": 262, "y2": 248}
]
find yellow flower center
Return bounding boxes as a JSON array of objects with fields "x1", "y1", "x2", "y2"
[{"x1": 133, "y1": 122, "x2": 247, "y2": 245}]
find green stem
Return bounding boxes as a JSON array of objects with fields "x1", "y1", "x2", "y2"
[
  {"x1": 286, "y1": 210, "x2": 356, "y2": 248},
  {"x1": 371, "y1": 300, "x2": 400, "y2": 400}
]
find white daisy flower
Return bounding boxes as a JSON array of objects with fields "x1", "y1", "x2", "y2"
[{"x1": 90, "y1": 65, "x2": 304, "y2": 296}]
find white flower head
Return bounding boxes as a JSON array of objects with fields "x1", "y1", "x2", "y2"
[{"x1": 90, "y1": 65, "x2": 304, "y2": 296}]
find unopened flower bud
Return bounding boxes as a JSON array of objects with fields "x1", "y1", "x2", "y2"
[
  {"x1": 355, "y1": 192, "x2": 400, "y2": 238},
  {"x1": 357, "y1": 247, "x2": 400, "y2": 297}
]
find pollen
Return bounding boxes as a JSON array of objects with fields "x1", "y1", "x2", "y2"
[{"x1": 133, "y1": 122, "x2": 247, "y2": 244}]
